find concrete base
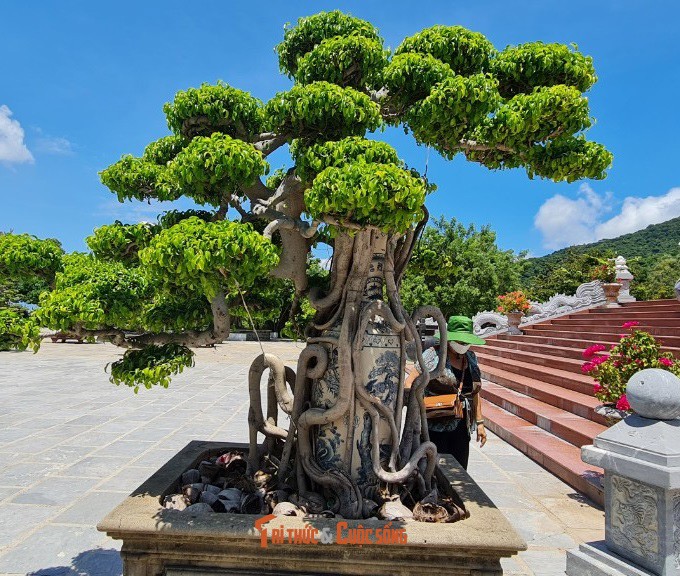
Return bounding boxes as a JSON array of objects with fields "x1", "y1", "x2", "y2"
[
  {"x1": 98, "y1": 441, "x2": 526, "y2": 576},
  {"x1": 618, "y1": 295, "x2": 637, "y2": 303},
  {"x1": 567, "y1": 541, "x2": 654, "y2": 575}
]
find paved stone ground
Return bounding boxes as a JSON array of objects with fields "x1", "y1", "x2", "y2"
[{"x1": 0, "y1": 341, "x2": 604, "y2": 575}]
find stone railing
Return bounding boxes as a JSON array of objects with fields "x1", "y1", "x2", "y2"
[
  {"x1": 566, "y1": 368, "x2": 680, "y2": 575},
  {"x1": 472, "y1": 280, "x2": 606, "y2": 338}
]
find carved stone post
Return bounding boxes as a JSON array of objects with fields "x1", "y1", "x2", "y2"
[
  {"x1": 615, "y1": 255, "x2": 636, "y2": 303},
  {"x1": 566, "y1": 369, "x2": 680, "y2": 575}
]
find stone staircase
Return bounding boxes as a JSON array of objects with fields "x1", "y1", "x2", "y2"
[{"x1": 474, "y1": 298, "x2": 680, "y2": 506}]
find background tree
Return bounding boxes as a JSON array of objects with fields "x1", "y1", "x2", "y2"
[
  {"x1": 400, "y1": 217, "x2": 523, "y2": 317},
  {"x1": 521, "y1": 247, "x2": 613, "y2": 301},
  {"x1": 0, "y1": 233, "x2": 63, "y2": 351},
  {"x1": 11, "y1": 11, "x2": 611, "y2": 518},
  {"x1": 633, "y1": 255, "x2": 680, "y2": 300}
]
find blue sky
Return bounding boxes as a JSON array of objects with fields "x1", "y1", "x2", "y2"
[{"x1": 1, "y1": 1, "x2": 678, "y2": 256}]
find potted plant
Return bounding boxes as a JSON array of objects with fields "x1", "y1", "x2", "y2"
[
  {"x1": 590, "y1": 259, "x2": 620, "y2": 307},
  {"x1": 496, "y1": 291, "x2": 532, "y2": 335},
  {"x1": 581, "y1": 321, "x2": 680, "y2": 424}
]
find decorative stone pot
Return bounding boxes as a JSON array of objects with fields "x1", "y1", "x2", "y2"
[
  {"x1": 506, "y1": 311, "x2": 523, "y2": 335},
  {"x1": 312, "y1": 233, "x2": 402, "y2": 494},
  {"x1": 601, "y1": 283, "x2": 622, "y2": 308},
  {"x1": 98, "y1": 441, "x2": 526, "y2": 576}
]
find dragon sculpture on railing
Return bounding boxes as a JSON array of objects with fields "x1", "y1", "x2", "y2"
[{"x1": 472, "y1": 280, "x2": 607, "y2": 338}]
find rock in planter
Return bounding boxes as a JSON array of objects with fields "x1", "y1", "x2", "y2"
[
  {"x1": 162, "y1": 494, "x2": 189, "y2": 511},
  {"x1": 184, "y1": 502, "x2": 213, "y2": 514},
  {"x1": 272, "y1": 502, "x2": 304, "y2": 517},
  {"x1": 181, "y1": 469, "x2": 201, "y2": 485},
  {"x1": 182, "y1": 483, "x2": 204, "y2": 504},
  {"x1": 215, "y1": 488, "x2": 242, "y2": 513},
  {"x1": 199, "y1": 492, "x2": 219, "y2": 507},
  {"x1": 198, "y1": 460, "x2": 220, "y2": 482},
  {"x1": 378, "y1": 497, "x2": 414, "y2": 521}
]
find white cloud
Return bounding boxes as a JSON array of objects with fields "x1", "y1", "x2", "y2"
[
  {"x1": 595, "y1": 188, "x2": 680, "y2": 239},
  {"x1": 0, "y1": 105, "x2": 33, "y2": 165},
  {"x1": 96, "y1": 199, "x2": 167, "y2": 223},
  {"x1": 34, "y1": 135, "x2": 74, "y2": 155},
  {"x1": 535, "y1": 185, "x2": 680, "y2": 250},
  {"x1": 534, "y1": 184, "x2": 612, "y2": 250}
]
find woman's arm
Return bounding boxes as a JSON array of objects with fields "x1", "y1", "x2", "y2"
[{"x1": 472, "y1": 386, "x2": 487, "y2": 447}]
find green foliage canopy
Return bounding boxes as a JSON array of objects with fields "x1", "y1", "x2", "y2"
[
  {"x1": 295, "y1": 35, "x2": 388, "y2": 89},
  {"x1": 166, "y1": 133, "x2": 269, "y2": 206},
  {"x1": 110, "y1": 344, "x2": 195, "y2": 393},
  {"x1": 164, "y1": 83, "x2": 263, "y2": 139},
  {"x1": 0, "y1": 234, "x2": 63, "y2": 283},
  {"x1": 264, "y1": 81, "x2": 382, "y2": 142},
  {"x1": 306, "y1": 162, "x2": 427, "y2": 233},
  {"x1": 276, "y1": 10, "x2": 381, "y2": 77},
  {"x1": 139, "y1": 217, "x2": 280, "y2": 299}
]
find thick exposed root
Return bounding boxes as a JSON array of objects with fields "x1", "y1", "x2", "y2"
[{"x1": 247, "y1": 353, "x2": 289, "y2": 471}]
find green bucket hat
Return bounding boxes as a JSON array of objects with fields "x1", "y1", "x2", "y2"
[{"x1": 439, "y1": 315, "x2": 486, "y2": 346}]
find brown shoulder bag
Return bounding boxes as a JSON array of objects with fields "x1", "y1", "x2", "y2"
[{"x1": 424, "y1": 355, "x2": 466, "y2": 420}]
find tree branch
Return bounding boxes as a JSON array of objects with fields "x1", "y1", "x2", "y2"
[
  {"x1": 457, "y1": 139, "x2": 517, "y2": 154},
  {"x1": 70, "y1": 291, "x2": 231, "y2": 350},
  {"x1": 263, "y1": 216, "x2": 319, "y2": 240},
  {"x1": 252, "y1": 132, "x2": 290, "y2": 156},
  {"x1": 239, "y1": 177, "x2": 272, "y2": 202},
  {"x1": 252, "y1": 173, "x2": 294, "y2": 216}
]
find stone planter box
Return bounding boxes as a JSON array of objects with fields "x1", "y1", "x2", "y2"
[{"x1": 98, "y1": 441, "x2": 525, "y2": 576}]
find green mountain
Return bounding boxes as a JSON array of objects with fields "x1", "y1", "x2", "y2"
[
  {"x1": 528, "y1": 216, "x2": 680, "y2": 269},
  {"x1": 522, "y1": 217, "x2": 680, "y2": 301}
]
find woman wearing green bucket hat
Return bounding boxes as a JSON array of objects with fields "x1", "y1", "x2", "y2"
[{"x1": 407, "y1": 315, "x2": 487, "y2": 469}]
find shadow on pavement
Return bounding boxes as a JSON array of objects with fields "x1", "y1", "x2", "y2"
[{"x1": 28, "y1": 548, "x2": 122, "y2": 576}]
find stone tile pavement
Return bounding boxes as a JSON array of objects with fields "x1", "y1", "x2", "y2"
[{"x1": 0, "y1": 341, "x2": 604, "y2": 575}]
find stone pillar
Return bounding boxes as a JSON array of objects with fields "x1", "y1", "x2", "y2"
[
  {"x1": 566, "y1": 369, "x2": 680, "y2": 576},
  {"x1": 615, "y1": 255, "x2": 636, "y2": 303}
]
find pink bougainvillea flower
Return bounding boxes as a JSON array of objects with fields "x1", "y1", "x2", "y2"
[
  {"x1": 581, "y1": 362, "x2": 596, "y2": 374},
  {"x1": 622, "y1": 321, "x2": 640, "y2": 329},
  {"x1": 593, "y1": 383, "x2": 602, "y2": 393},
  {"x1": 660, "y1": 357, "x2": 674, "y2": 367},
  {"x1": 591, "y1": 355, "x2": 609, "y2": 366},
  {"x1": 616, "y1": 394, "x2": 631, "y2": 411},
  {"x1": 582, "y1": 344, "x2": 607, "y2": 359}
]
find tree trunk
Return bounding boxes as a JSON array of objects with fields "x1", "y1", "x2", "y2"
[{"x1": 249, "y1": 226, "x2": 448, "y2": 519}]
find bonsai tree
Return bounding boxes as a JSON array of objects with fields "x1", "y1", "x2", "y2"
[{"x1": 13, "y1": 11, "x2": 611, "y2": 519}]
